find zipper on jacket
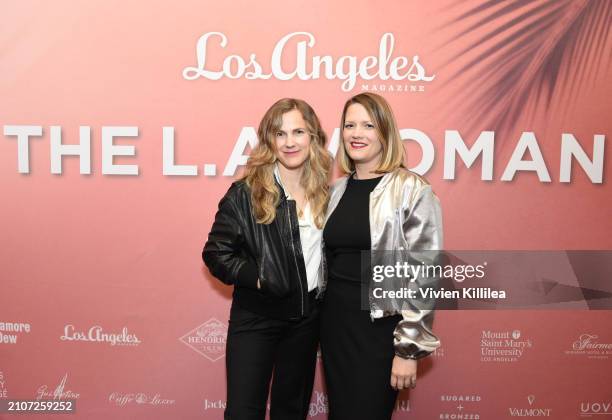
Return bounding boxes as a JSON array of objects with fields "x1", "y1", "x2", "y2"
[{"x1": 286, "y1": 201, "x2": 305, "y2": 316}]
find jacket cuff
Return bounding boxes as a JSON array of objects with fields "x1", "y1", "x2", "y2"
[
  {"x1": 393, "y1": 319, "x2": 440, "y2": 360},
  {"x1": 394, "y1": 347, "x2": 429, "y2": 360},
  {"x1": 237, "y1": 260, "x2": 259, "y2": 290}
]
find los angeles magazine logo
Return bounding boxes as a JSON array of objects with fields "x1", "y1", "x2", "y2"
[
  {"x1": 60, "y1": 324, "x2": 141, "y2": 347},
  {"x1": 183, "y1": 32, "x2": 435, "y2": 92}
]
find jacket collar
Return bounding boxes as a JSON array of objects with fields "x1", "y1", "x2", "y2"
[
  {"x1": 267, "y1": 165, "x2": 286, "y2": 204},
  {"x1": 273, "y1": 163, "x2": 291, "y2": 200}
]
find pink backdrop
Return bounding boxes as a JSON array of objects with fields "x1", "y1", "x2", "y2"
[{"x1": 1, "y1": 1, "x2": 611, "y2": 418}]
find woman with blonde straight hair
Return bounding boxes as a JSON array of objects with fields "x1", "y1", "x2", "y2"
[
  {"x1": 320, "y1": 92, "x2": 443, "y2": 419},
  {"x1": 203, "y1": 98, "x2": 331, "y2": 420}
]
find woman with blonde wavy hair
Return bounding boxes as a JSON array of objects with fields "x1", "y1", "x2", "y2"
[{"x1": 203, "y1": 98, "x2": 331, "y2": 420}]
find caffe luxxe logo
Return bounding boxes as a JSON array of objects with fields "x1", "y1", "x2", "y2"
[{"x1": 182, "y1": 32, "x2": 435, "y2": 91}]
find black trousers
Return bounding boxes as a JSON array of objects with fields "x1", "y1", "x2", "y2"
[{"x1": 224, "y1": 292, "x2": 319, "y2": 420}]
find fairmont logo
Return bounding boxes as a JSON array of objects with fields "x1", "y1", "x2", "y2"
[
  {"x1": 183, "y1": 32, "x2": 435, "y2": 91},
  {"x1": 566, "y1": 334, "x2": 612, "y2": 359},
  {"x1": 180, "y1": 318, "x2": 227, "y2": 362},
  {"x1": 60, "y1": 324, "x2": 141, "y2": 346}
]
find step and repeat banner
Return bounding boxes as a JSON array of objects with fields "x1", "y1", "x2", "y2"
[{"x1": 1, "y1": 1, "x2": 611, "y2": 419}]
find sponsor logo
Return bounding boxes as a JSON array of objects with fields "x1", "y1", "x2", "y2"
[
  {"x1": 108, "y1": 392, "x2": 175, "y2": 407},
  {"x1": 35, "y1": 373, "x2": 80, "y2": 401},
  {"x1": 481, "y1": 330, "x2": 532, "y2": 363},
  {"x1": 180, "y1": 318, "x2": 227, "y2": 362},
  {"x1": 0, "y1": 370, "x2": 8, "y2": 398},
  {"x1": 308, "y1": 391, "x2": 328, "y2": 417},
  {"x1": 0, "y1": 321, "x2": 31, "y2": 345},
  {"x1": 508, "y1": 395, "x2": 552, "y2": 417},
  {"x1": 183, "y1": 32, "x2": 435, "y2": 92},
  {"x1": 203, "y1": 398, "x2": 226, "y2": 411},
  {"x1": 439, "y1": 394, "x2": 481, "y2": 419},
  {"x1": 60, "y1": 324, "x2": 141, "y2": 346},
  {"x1": 566, "y1": 334, "x2": 612, "y2": 360},
  {"x1": 580, "y1": 401, "x2": 612, "y2": 417}
]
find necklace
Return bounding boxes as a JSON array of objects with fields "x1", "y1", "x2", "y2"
[{"x1": 284, "y1": 188, "x2": 306, "y2": 218}]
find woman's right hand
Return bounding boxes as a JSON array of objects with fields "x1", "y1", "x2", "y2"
[{"x1": 257, "y1": 278, "x2": 261, "y2": 289}]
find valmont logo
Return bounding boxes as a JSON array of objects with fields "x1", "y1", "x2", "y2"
[
  {"x1": 182, "y1": 32, "x2": 435, "y2": 91},
  {"x1": 180, "y1": 318, "x2": 227, "y2": 362},
  {"x1": 508, "y1": 395, "x2": 552, "y2": 417}
]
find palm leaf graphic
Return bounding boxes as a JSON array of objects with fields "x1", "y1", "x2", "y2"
[{"x1": 441, "y1": 0, "x2": 612, "y2": 135}]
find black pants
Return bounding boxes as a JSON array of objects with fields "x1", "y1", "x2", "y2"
[{"x1": 224, "y1": 293, "x2": 319, "y2": 420}]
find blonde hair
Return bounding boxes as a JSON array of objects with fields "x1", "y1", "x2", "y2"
[
  {"x1": 337, "y1": 92, "x2": 405, "y2": 174},
  {"x1": 242, "y1": 98, "x2": 331, "y2": 228}
]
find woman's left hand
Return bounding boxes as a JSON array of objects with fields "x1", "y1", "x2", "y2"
[{"x1": 390, "y1": 356, "x2": 417, "y2": 390}]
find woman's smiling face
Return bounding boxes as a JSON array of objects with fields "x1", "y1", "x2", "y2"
[
  {"x1": 274, "y1": 108, "x2": 311, "y2": 170},
  {"x1": 342, "y1": 103, "x2": 383, "y2": 169}
]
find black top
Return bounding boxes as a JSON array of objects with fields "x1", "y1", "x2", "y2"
[{"x1": 323, "y1": 174, "x2": 384, "y2": 283}]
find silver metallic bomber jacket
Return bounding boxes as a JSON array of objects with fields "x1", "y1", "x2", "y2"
[{"x1": 323, "y1": 167, "x2": 443, "y2": 360}]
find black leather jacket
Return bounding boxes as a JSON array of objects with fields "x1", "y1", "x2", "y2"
[{"x1": 202, "y1": 180, "x2": 318, "y2": 320}]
